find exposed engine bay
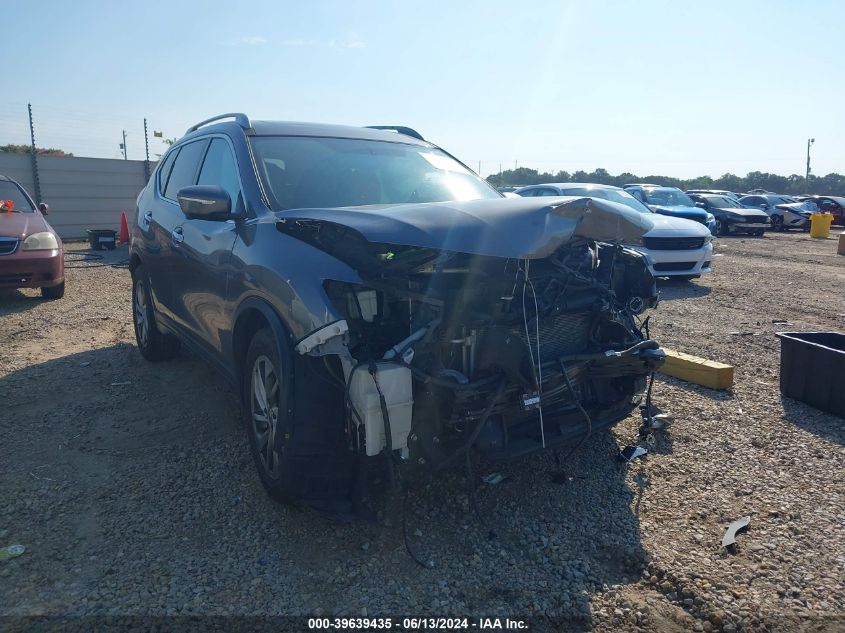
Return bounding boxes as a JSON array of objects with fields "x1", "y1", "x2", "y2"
[{"x1": 283, "y1": 205, "x2": 665, "y2": 476}]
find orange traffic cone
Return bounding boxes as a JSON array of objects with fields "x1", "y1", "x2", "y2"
[{"x1": 118, "y1": 212, "x2": 130, "y2": 245}]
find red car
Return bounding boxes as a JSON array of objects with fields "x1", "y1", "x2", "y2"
[
  {"x1": 0, "y1": 174, "x2": 64, "y2": 299},
  {"x1": 795, "y1": 195, "x2": 845, "y2": 226}
]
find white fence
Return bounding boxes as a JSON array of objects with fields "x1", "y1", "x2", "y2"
[{"x1": 0, "y1": 153, "x2": 154, "y2": 239}]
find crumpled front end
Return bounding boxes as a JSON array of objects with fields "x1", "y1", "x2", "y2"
[{"x1": 278, "y1": 197, "x2": 664, "y2": 473}]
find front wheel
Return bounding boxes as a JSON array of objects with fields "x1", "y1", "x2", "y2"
[
  {"x1": 132, "y1": 265, "x2": 180, "y2": 361},
  {"x1": 42, "y1": 281, "x2": 65, "y2": 300},
  {"x1": 770, "y1": 215, "x2": 784, "y2": 232},
  {"x1": 715, "y1": 219, "x2": 730, "y2": 236},
  {"x1": 243, "y1": 328, "x2": 294, "y2": 502}
]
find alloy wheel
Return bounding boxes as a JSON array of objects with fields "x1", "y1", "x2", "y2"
[
  {"x1": 134, "y1": 281, "x2": 149, "y2": 348},
  {"x1": 251, "y1": 355, "x2": 281, "y2": 478}
]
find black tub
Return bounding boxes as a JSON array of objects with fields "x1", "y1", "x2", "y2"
[
  {"x1": 776, "y1": 332, "x2": 845, "y2": 418},
  {"x1": 87, "y1": 229, "x2": 117, "y2": 250}
]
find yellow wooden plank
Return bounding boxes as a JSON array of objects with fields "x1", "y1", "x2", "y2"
[{"x1": 660, "y1": 348, "x2": 734, "y2": 390}]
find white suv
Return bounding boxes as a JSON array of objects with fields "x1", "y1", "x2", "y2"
[{"x1": 515, "y1": 183, "x2": 713, "y2": 280}]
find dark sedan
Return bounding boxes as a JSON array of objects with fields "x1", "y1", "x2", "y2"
[{"x1": 688, "y1": 194, "x2": 771, "y2": 236}]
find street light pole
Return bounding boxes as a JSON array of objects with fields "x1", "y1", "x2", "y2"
[{"x1": 806, "y1": 138, "x2": 815, "y2": 193}]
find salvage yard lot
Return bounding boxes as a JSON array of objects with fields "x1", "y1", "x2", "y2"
[{"x1": 1, "y1": 234, "x2": 844, "y2": 631}]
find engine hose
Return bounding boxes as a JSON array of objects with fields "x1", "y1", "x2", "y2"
[
  {"x1": 555, "y1": 339, "x2": 659, "y2": 363},
  {"x1": 368, "y1": 362, "x2": 396, "y2": 492}
]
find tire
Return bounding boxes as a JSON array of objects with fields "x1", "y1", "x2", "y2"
[
  {"x1": 715, "y1": 219, "x2": 729, "y2": 236},
  {"x1": 132, "y1": 265, "x2": 181, "y2": 361},
  {"x1": 42, "y1": 281, "x2": 65, "y2": 300},
  {"x1": 752, "y1": 229, "x2": 765, "y2": 237},
  {"x1": 243, "y1": 327, "x2": 294, "y2": 502},
  {"x1": 770, "y1": 215, "x2": 784, "y2": 232}
]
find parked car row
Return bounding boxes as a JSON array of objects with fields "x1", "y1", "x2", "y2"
[{"x1": 515, "y1": 183, "x2": 713, "y2": 281}]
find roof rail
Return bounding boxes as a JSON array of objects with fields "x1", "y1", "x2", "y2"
[
  {"x1": 186, "y1": 113, "x2": 252, "y2": 135},
  {"x1": 365, "y1": 125, "x2": 424, "y2": 141}
]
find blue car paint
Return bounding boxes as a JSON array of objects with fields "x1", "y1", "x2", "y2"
[{"x1": 650, "y1": 205, "x2": 717, "y2": 233}]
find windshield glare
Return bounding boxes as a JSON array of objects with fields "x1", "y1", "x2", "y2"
[
  {"x1": 250, "y1": 137, "x2": 501, "y2": 210},
  {"x1": 0, "y1": 181, "x2": 35, "y2": 213},
  {"x1": 563, "y1": 187, "x2": 652, "y2": 214},
  {"x1": 643, "y1": 188, "x2": 695, "y2": 207}
]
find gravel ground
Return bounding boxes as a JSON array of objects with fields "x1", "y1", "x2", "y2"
[{"x1": 1, "y1": 233, "x2": 844, "y2": 632}]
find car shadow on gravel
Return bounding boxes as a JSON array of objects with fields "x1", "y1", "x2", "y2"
[
  {"x1": 2, "y1": 344, "x2": 647, "y2": 629},
  {"x1": 0, "y1": 289, "x2": 44, "y2": 316},
  {"x1": 780, "y1": 396, "x2": 845, "y2": 447}
]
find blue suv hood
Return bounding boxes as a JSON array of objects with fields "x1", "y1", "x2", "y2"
[{"x1": 649, "y1": 205, "x2": 710, "y2": 223}]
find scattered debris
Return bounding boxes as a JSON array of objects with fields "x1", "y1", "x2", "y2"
[
  {"x1": 0, "y1": 544, "x2": 26, "y2": 561},
  {"x1": 771, "y1": 319, "x2": 789, "y2": 325},
  {"x1": 481, "y1": 472, "x2": 505, "y2": 485},
  {"x1": 109, "y1": 381, "x2": 131, "y2": 387},
  {"x1": 722, "y1": 516, "x2": 751, "y2": 552},
  {"x1": 618, "y1": 446, "x2": 648, "y2": 463}
]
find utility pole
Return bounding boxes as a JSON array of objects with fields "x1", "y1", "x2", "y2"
[
  {"x1": 121, "y1": 130, "x2": 128, "y2": 160},
  {"x1": 805, "y1": 138, "x2": 815, "y2": 193},
  {"x1": 27, "y1": 103, "x2": 42, "y2": 204},
  {"x1": 143, "y1": 118, "x2": 151, "y2": 180}
]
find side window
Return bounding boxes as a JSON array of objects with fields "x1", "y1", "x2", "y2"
[
  {"x1": 746, "y1": 197, "x2": 762, "y2": 206},
  {"x1": 197, "y1": 138, "x2": 242, "y2": 208},
  {"x1": 164, "y1": 140, "x2": 209, "y2": 200},
  {"x1": 537, "y1": 188, "x2": 559, "y2": 197},
  {"x1": 157, "y1": 148, "x2": 179, "y2": 195},
  {"x1": 629, "y1": 189, "x2": 646, "y2": 203},
  {"x1": 517, "y1": 189, "x2": 537, "y2": 197}
]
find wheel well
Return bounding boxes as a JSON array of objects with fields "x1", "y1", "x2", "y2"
[
  {"x1": 129, "y1": 254, "x2": 142, "y2": 275},
  {"x1": 232, "y1": 308, "x2": 271, "y2": 378}
]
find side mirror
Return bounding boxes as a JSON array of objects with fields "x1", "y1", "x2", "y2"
[
  {"x1": 38, "y1": 202, "x2": 49, "y2": 215},
  {"x1": 176, "y1": 185, "x2": 233, "y2": 220}
]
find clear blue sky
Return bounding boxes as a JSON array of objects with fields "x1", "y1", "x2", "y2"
[{"x1": 2, "y1": 0, "x2": 843, "y2": 178}]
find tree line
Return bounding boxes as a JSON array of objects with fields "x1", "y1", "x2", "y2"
[
  {"x1": 1, "y1": 144, "x2": 73, "y2": 157},
  {"x1": 486, "y1": 167, "x2": 845, "y2": 196}
]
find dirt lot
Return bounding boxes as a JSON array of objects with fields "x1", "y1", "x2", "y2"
[{"x1": 1, "y1": 233, "x2": 844, "y2": 631}]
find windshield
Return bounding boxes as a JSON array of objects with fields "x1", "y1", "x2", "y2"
[
  {"x1": 250, "y1": 137, "x2": 501, "y2": 210},
  {"x1": 705, "y1": 195, "x2": 743, "y2": 208},
  {"x1": 642, "y1": 188, "x2": 695, "y2": 208},
  {"x1": 563, "y1": 187, "x2": 652, "y2": 214},
  {"x1": 0, "y1": 181, "x2": 35, "y2": 213}
]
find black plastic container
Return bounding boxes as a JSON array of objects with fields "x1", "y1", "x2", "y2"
[
  {"x1": 776, "y1": 332, "x2": 845, "y2": 418},
  {"x1": 87, "y1": 229, "x2": 117, "y2": 250}
]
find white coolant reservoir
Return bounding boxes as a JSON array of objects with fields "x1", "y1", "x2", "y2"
[{"x1": 349, "y1": 363, "x2": 414, "y2": 456}]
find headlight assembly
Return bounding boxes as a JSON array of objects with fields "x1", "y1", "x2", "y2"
[{"x1": 22, "y1": 231, "x2": 59, "y2": 251}]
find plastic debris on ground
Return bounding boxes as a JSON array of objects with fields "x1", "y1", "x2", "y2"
[
  {"x1": 0, "y1": 545, "x2": 26, "y2": 561},
  {"x1": 722, "y1": 516, "x2": 751, "y2": 553},
  {"x1": 618, "y1": 446, "x2": 648, "y2": 463}
]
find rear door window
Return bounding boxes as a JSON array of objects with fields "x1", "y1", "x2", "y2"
[
  {"x1": 157, "y1": 148, "x2": 179, "y2": 195},
  {"x1": 164, "y1": 140, "x2": 209, "y2": 200}
]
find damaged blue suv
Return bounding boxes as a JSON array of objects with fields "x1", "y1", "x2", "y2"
[{"x1": 130, "y1": 113, "x2": 664, "y2": 508}]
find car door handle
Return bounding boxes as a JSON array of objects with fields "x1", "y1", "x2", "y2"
[{"x1": 171, "y1": 227, "x2": 184, "y2": 244}]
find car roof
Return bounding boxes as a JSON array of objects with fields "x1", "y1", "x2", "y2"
[
  {"x1": 0, "y1": 174, "x2": 14, "y2": 183},
  {"x1": 180, "y1": 119, "x2": 433, "y2": 147},
  {"x1": 517, "y1": 182, "x2": 624, "y2": 191}
]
